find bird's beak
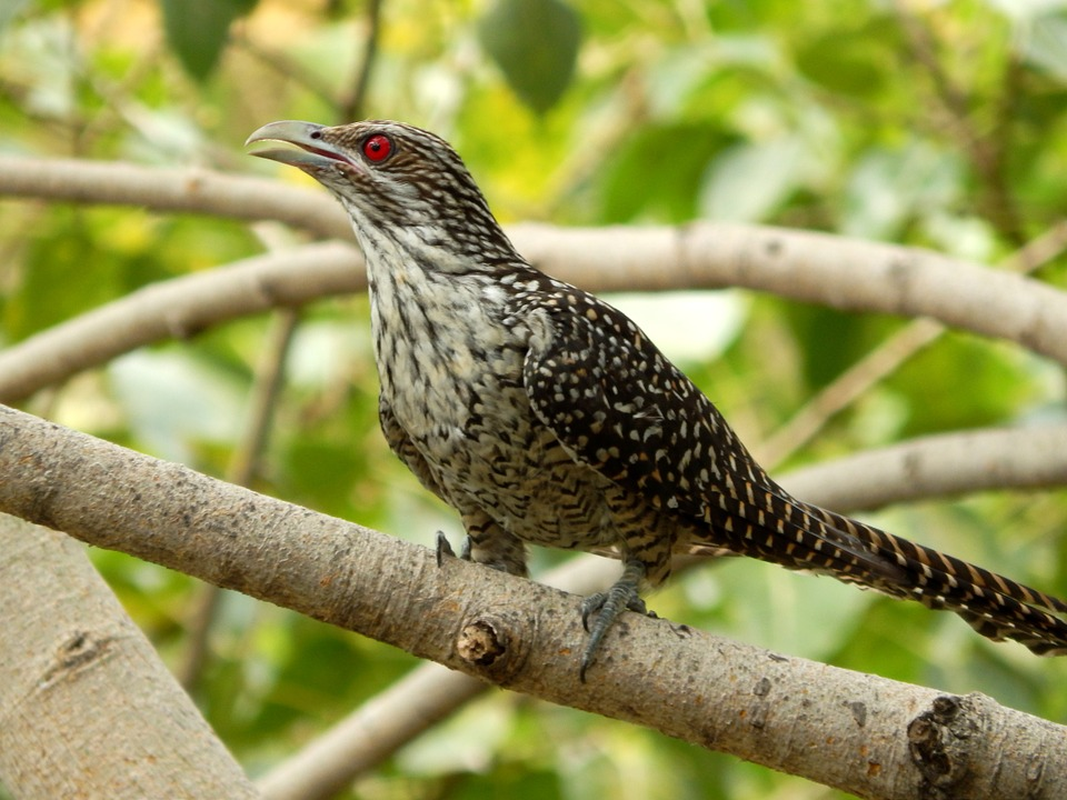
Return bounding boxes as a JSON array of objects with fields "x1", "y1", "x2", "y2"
[{"x1": 245, "y1": 120, "x2": 355, "y2": 172}]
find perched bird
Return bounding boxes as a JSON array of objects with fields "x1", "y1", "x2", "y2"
[{"x1": 247, "y1": 119, "x2": 1067, "y2": 677}]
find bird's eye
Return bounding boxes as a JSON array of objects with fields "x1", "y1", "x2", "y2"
[{"x1": 362, "y1": 134, "x2": 392, "y2": 163}]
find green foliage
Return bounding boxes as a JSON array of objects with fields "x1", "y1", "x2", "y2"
[
  {"x1": 599, "y1": 122, "x2": 731, "y2": 223},
  {"x1": 3, "y1": 1, "x2": 1067, "y2": 798},
  {"x1": 478, "y1": 0, "x2": 581, "y2": 115},
  {"x1": 159, "y1": 0, "x2": 258, "y2": 82}
]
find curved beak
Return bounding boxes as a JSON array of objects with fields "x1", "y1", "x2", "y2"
[{"x1": 245, "y1": 120, "x2": 354, "y2": 171}]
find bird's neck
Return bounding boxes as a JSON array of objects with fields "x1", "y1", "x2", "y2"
[{"x1": 354, "y1": 221, "x2": 531, "y2": 429}]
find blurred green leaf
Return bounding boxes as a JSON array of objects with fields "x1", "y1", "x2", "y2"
[
  {"x1": 794, "y1": 21, "x2": 897, "y2": 97},
  {"x1": 891, "y1": 332, "x2": 1043, "y2": 437},
  {"x1": 283, "y1": 437, "x2": 368, "y2": 516},
  {"x1": 699, "y1": 136, "x2": 807, "y2": 222},
  {"x1": 159, "y1": 0, "x2": 258, "y2": 82},
  {"x1": 600, "y1": 123, "x2": 729, "y2": 222},
  {"x1": 0, "y1": 0, "x2": 30, "y2": 32},
  {"x1": 478, "y1": 0, "x2": 581, "y2": 114},
  {"x1": 780, "y1": 302, "x2": 891, "y2": 390},
  {"x1": 5, "y1": 209, "x2": 133, "y2": 340},
  {"x1": 1021, "y1": 11, "x2": 1067, "y2": 82}
]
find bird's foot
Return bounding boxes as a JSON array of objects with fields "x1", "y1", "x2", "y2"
[
  {"x1": 578, "y1": 574, "x2": 650, "y2": 682},
  {"x1": 435, "y1": 531, "x2": 471, "y2": 567}
]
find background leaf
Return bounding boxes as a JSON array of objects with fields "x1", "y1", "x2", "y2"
[
  {"x1": 159, "y1": 0, "x2": 258, "y2": 82},
  {"x1": 478, "y1": 0, "x2": 581, "y2": 115}
]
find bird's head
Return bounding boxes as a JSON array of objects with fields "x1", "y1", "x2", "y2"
[{"x1": 246, "y1": 119, "x2": 520, "y2": 268}]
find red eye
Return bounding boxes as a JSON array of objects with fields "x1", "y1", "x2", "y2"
[{"x1": 362, "y1": 134, "x2": 392, "y2": 162}]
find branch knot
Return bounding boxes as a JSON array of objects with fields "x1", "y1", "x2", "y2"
[{"x1": 456, "y1": 611, "x2": 530, "y2": 682}]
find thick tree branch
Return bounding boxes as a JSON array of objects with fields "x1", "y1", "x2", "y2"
[
  {"x1": 0, "y1": 515, "x2": 259, "y2": 799},
  {"x1": 256, "y1": 424, "x2": 1067, "y2": 799},
  {"x1": 1, "y1": 404, "x2": 1065, "y2": 800}
]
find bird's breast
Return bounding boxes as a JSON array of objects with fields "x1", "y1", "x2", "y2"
[{"x1": 368, "y1": 263, "x2": 525, "y2": 442}]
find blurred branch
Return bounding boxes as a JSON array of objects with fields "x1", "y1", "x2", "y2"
[
  {"x1": 257, "y1": 422, "x2": 1067, "y2": 799},
  {"x1": 0, "y1": 515, "x2": 259, "y2": 799},
  {"x1": 0, "y1": 242, "x2": 361, "y2": 404},
  {"x1": 759, "y1": 219, "x2": 1067, "y2": 467},
  {"x1": 230, "y1": 313, "x2": 301, "y2": 487},
  {"x1": 780, "y1": 424, "x2": 1067, "y2": 511},
  {"x1": 0, "y1": 156, "x2": 354, "y2": 240},
  {"x1": 2, "y1": 403, "x2": 1066, "y2": 800},
  {"x1": 259, "y1": 665, "x2": 481, "y2": 799},
  {"x1": 1, "y1": 215, "x2": 1067, "y2": 404}
]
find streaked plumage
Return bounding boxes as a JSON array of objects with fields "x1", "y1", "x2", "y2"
[{"x1": 247, "y1": 119, "x2": 1067, "y2": 676}]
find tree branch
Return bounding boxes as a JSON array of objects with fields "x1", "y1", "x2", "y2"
[
  {"x1": 780, "y1": 424, "x2": 1067, "y2": 511},
  {"x1": 2, "y1": 222, "x2": 1067, "y2": 404},
  {"x1": 337, "y1": 0, "x2": 383, "y2": 123},
  {"x1": 0, "y1": 514, "x2": 259, "y2": 799},
  {"x1": 1, "y1": 403, "x2": 1065, "y2": 800},
  {"x1": 0, "y1": 241, "x2": 362, "y2": 404},
  {"x1": 255, "y1": 423, "x2": 1067, "y2": 798},
  {"x1": 0, "y1": 156, "x2": 353, "y2": 240}
]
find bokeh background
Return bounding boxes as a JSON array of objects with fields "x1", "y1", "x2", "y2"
[{"x1": 2, "y1": 1, "x2": 1067, "y2": 797}]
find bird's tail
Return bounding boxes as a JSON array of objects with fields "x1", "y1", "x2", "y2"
[
  {"x1": 804, "y1": 501, "x2": 1067, "y2": 655},
  {"x1": 683, "y1": 483, "x2": 1067, "y2": 655}
]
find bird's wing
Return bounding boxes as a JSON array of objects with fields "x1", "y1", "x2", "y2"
[
  {"x1": 520, "y1": 287, "x2": 903, "y2": 582},
  {"x1": 519, "y1": 288, "x2": 1067, "y2": 655}
]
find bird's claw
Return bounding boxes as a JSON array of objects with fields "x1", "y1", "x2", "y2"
[
  {"x1": 435, "y1": 532, "x2": 471, "y2": 567},
  {"x1": 577, "y1": 581, "x2": 649, "y2": 682},
  {"x1": 435, "y1": 531, "x2": 454, "y2": 566}
]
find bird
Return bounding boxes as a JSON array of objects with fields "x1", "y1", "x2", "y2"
[{"x1": 246, "y1": 119, "x2": 1067, "y2": 678}]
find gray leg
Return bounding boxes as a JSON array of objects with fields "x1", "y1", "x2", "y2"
[{"x1": 579, "y1": 558, "x2": 650, "y2": 681}]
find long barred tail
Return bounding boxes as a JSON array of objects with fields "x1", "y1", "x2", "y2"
[
  {"x1": 685, "y1": 479, "x2": 1067, "y2": 656},
  {"x1": 798, "y1": 501, "x2": 1067, "y2": 656}
]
